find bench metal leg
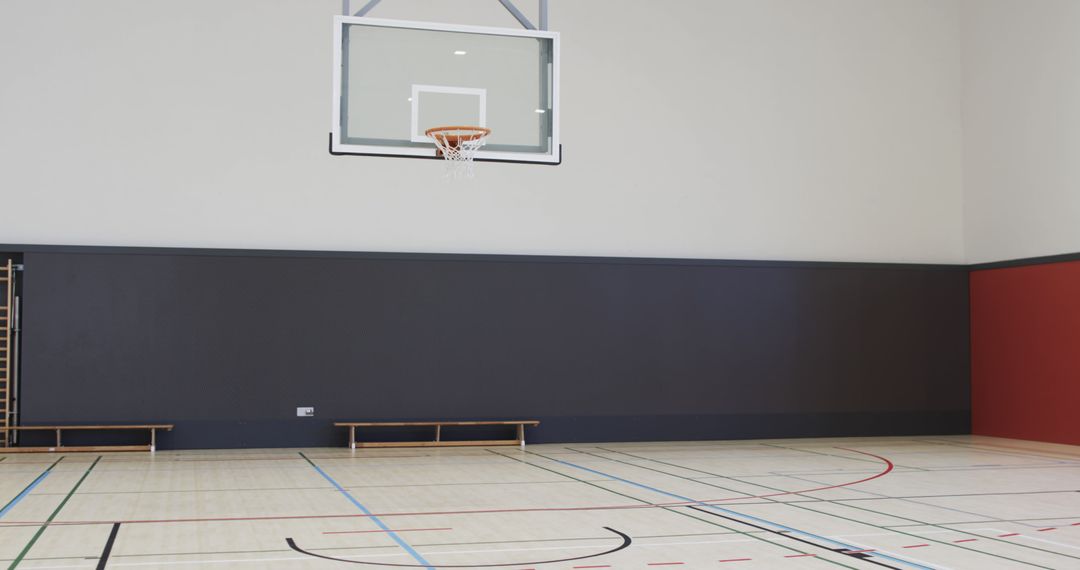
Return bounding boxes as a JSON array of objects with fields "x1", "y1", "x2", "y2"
[
  {"x1": 55, "y1": 429, "x2": 61, "y2": 449},
  {"x1": 151, "y1": 428, "x2": 156, "y2": 453},
  {"x1": 517, "y1": 424, "x2": 525, "y2": 450},
  {"x1": 349, "y1": 426, "x2": 356, "y2": 450}
]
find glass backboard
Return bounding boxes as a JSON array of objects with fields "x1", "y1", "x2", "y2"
[{"x1": 331, "y1": 17, "x2": 560, "y2": 164}]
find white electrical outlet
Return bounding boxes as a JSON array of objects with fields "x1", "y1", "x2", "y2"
[{"x1": 297, "y1": 407, "x2": 314, "y2": 417}]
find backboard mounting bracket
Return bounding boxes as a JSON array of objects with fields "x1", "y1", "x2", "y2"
[
  {"x1": 328, "y1": 133, "x2": 563, "y2": 166},
  {"x1": 342, "y1": 0, "x2": 549, "y2": 30}
]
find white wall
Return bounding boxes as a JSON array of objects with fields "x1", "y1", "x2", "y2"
[
  {"x1": 962, "y1": 0, "x2": 1080, "y2": 264},
  {"x1": 0, "y1": 0, "x2": 965, "y2": 263}
]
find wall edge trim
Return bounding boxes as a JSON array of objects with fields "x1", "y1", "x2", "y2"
[
  {"x1": 2, "y1": 243, "x2": 968, "y2": 271},
  {"x1": 970, "y1": 252, "x2": 1080, "y2": 271}
]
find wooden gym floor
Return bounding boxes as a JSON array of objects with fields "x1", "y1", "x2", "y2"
[{"x1": 1, "y1": 436, "x2": 1079, "y2": 569}]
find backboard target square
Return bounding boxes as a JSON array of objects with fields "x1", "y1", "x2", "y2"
[{"x1": 409, "y1": 85, "x2": 487, "y2": 144}]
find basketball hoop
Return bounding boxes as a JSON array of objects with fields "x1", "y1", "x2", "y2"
[{"x1": 425, "y1": 126, "x2": 491, "y2": 178}]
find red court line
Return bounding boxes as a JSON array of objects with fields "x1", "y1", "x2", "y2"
[
  {"x1": 998, "y1": 533, "x2": 1020, "y2": 538},
  {"x1": 902, "y1": 544, "x2": 929, "y2": 548},
  {"x1": 572, "y1": 566, "x2": 611, "y2": 569},
  {"x1": 323, "y1": 527, "x2": 451, "y2": 535},
  {"x1": 173, "y1": 454, "x2": 434, "y2": 463},
  {"x1": 719, "y1": 559, "x2": 752, "y2": 563},
  {"x1": 90, "y1": 454, "x2": 435, "y2": 465},
  {"x1": 784, "y1": 554, "x2": 816, "y2": 558},
  {"x1": 1037, "y1": 527, "x2": 1057, "y2": 532},
  {"x1": 647, "y1": 563, "x2": 684, "y2": 566},
  {"x1": 0, "y1": 447, "x2": 893, "y2": 528},
  {"x1": 953, "y1": 538, "x2": 978, "y2": 543},
  {"x1": 175, "y1": 457, "x2": 305, "y2": 463}
]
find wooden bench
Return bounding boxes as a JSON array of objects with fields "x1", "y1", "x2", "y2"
[
  {"x1": 0, "y1": 424, "x2": 174, "y2": 453},
  {"x1": 335, "y1": 420, "x2": 539, "y2": 450}
]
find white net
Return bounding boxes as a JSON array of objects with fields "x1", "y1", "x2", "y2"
[{"x1": 427, "y1": 127, "x2": 490, "y2": 178}]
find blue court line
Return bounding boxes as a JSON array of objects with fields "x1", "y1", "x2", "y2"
[
  {"x1": 299, "y1": 452, "x2": 435, "y2": 569},
  {"x1": 0, "y1": 459, "x2": 63, "y2": 520},
  {"x1": 546, "y1": 454, "x2": 936, "y2": 570}
]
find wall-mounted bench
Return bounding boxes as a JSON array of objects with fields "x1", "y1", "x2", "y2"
[
  {"x1": 335, "y1": 420, "x2": 540, "y2": 450},
  {"x1": 0, "y1": 424, "x2": 174, "y2": 453}
]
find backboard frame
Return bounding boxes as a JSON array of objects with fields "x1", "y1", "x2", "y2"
[{"x1": 330, "y1": 16, "x2": 561, "y2": 164}]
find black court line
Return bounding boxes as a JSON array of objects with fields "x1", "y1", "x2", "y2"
[
  {"x1": 12, "y1": 531, "x2": 733, "y2": 564},
  {"x1": 608, "y1": 447, "x2": 1062, "y2": 569},
  {"x1": 794, "y1": 502, "x2": 1061, "y2": 569},
  {"x1": 686, "y1": 505, "x2": 902, "y2": 570},
  {"x1": 780, "y1": 471, "x2": 998, "y2": 521},
  {"x1": 778, "y1": 474, "x2": 1077, "y2": 567},
  {"x1": 96, "y1": 523, "x2": 120, "y2": 570},
  {"x1": 493, "y1": 449, "x2": 861, "y2": 570},
  {"x1": 606, "y1": 446, "x2": 1062, "y2": 569},
  {"x1": 286, "y1": 527, "x2": 631, "y2": 567},
  {"x1": 566, "y1": 448, "x2": 908, "y2": 569}
]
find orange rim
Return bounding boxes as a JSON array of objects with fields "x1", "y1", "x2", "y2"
[{"x1": 424, "y1": 126, "x2": 491, "y2": 142}]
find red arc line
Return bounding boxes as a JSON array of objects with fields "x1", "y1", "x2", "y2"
[{"x1": 0, "y1": 447, "x2": 892, "y2": 528}]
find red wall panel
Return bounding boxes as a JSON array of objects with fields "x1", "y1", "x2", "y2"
[{"x1": 971, "y1": 260, "x2": 1080, "y2": 445}]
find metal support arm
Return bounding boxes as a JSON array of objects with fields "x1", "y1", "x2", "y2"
[
  {"x1": 497, "y1": 0, "x2": 536, "y2": 30},
  {"x1": 344, "y1": 0, "x2": 382, "y2": 17},
  {"x1": 343, "y1": 0, "x2": 549, "y2": 31}
]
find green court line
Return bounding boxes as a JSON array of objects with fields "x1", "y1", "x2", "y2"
[
  {"x1": 599, "y1": 447, "x2": 1060, "y2": 569},
  {"x1": 796, "y1": 487, "x2": 1075, "y2": 567},
  {"x1": 577, "y1": 446, "x2": 798, "y2": 498},
  {"x1": 491, "y1": 449, "x2": 861, "y2": 570},
  {"x1": 8, "y1": 456, "x2": 101, "y2": 570},
  {"x1": 773, "y1": 466, "x2": 1080, "y2": 566},
  {"x1": 758, "y1": 442, "x2": 931, "y2": 472},
  {"x1": 917, "y1": 439, "x2": 1080, "y2": 463}
]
